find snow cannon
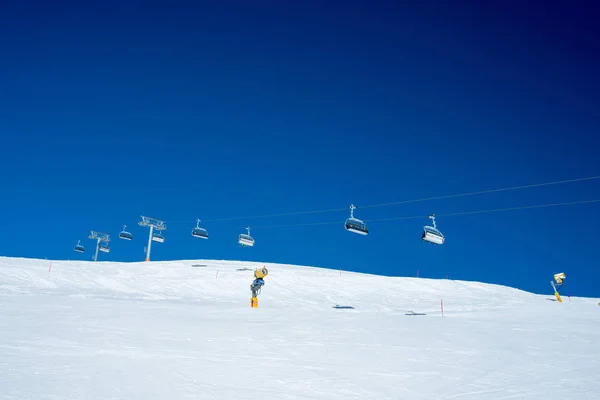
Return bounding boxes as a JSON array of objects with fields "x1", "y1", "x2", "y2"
[
  {"x1": 250, "y1": 267, "x2": 268, "y2": 308},
  {"x1": 254, "y1": 267, "x2": 268, "y2": 279},
  {"x1": 551, "y1": 272, "x2": 566, "y2": 303},
  {"x1": 250, "y1": 278, "x2": 265, "y2": 297},
  {"x1": 554, "y1": 272, "x2": 566, "y2": 285}
]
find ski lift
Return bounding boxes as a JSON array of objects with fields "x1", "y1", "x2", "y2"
[
  {"x1": 191, "y1": 218, "x2": 209, "y2": 239},
  {"x1": 152, "y1": 232, "x2": 165, "y2": 243},
  {"x1": 344, "y1": 204, "x2": 368, "y2": 235},
  {"x1": 98, "y1": 242, "x2": 110, "y2": 253},
  {"x1": 422, "y1": 214, "x2": 444, "y2": 245},
  {"x1": 74, "y1": 240, "x2": 85, "y2": 253},
  {"x1": 238, "y1": 226, "x2": 255, "y2": 247},
  {"x1": 119, "y1": 225, "x2": 133, "y2": 240}
]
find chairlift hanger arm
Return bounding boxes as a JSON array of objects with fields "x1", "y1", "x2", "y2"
[
  {"x1": 429, "y1": 214, "x2": 437, "y2": 229},
  {"x1": 349, "y1": 204, "x2": 356, "y2": 219}
]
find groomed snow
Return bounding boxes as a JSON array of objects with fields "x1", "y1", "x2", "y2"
[{"x1": 0, "y1": 256, "x2": 598, "y2": 399}]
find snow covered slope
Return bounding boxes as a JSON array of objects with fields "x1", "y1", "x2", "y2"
[{"x1": 0, "y1": 256, "x2": 598, "y2": 399}]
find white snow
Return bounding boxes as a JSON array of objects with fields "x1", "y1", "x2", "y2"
[{"x1": 0, "y1": 256, "x2": 598, "y2": 399}]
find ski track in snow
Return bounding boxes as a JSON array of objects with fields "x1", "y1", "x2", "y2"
[{"x1": 0, "y1": 256, "x2": 598, "y2": 399}]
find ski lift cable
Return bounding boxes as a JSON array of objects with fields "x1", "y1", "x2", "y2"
[
  {"x1": 359, "y1": 176, "x2": 600, "y2": 210},
  {"x1": 164, "y1": 175, "x2": 600, "y2": 224},
  {"x1": 249, "y1": 199, "x2": 600, "y2": 229}
]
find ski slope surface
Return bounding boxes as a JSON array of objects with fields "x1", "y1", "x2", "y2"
[{"x1": 0, "y1": 256, "x2": 598, "y2": 399}]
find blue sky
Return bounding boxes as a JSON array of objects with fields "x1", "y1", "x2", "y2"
[{"x1": 1, "y1": 0, "x2": 599, "y2": 297}]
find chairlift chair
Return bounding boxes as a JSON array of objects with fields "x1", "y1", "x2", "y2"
[
  {"x1": 74, "y1": 240, "x2": 85, "y2": 253},
  {"x1": 119, "y1": 225, "x2": 133, "y2": 240},
  {"x1": 98, "y1": 242, "x2": 110, "y2": 253},
  {"x1": 344, "y1": 204, "x2": 368, "y2": 235},
  {"x1": 422, "y1": 214, "x2": 445, "y2": 245},
  {"x1": 191, "y1": 218, "x2": 209, "y2": 239},
  {"x1": 152, "y1": 232, "x2": 165, "y2": 243},
  {"x1": 238, "y1": 227, "x2": 255, "y2": 247}
]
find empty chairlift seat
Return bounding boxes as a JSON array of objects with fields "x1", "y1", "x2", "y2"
[
  {"x1": 191, "y1": 219, "x2": 209, "y2": 239},
  {"x1": 422, "y1": 214, "x2": 445, "y2": 245},
  {"x1": 74, "y1": 240, "x2": 85, "y2": 253},
  {"x1": 344, "y1": 204, "x2": 368, "y2": 235},
  {"x1": 119, "y1": 225, "x2": 133, "y2": 240},
  {"x1": 152, "y1": 233, "x2": 165, "y2": 243},
  {"x1": 345, "y1": 218, "x2": 368, "y2": 235},
  {"x1": 238, "y1": 227, "x2": 255, "y2": 247},
  {"x1": 192, "y1": 227, "x2": 209, "y2": 239}
]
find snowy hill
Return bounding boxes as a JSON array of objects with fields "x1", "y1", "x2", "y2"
[{"x1": 0, "y1": 256, "x2": 598, "y2": 399}]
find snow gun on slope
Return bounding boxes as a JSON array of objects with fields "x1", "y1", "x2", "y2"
[
  {"x1": 551, "y1": 272, "x2": 566, "y2": 303},
  {"x1": 250, "y1": 267, "x2": 268, "y2": 308}
]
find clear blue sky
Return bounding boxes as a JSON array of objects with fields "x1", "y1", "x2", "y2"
[{"x1": 1, "y1": 0, "x2": 599, "y2": 297}]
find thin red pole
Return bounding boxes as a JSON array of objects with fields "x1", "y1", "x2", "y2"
[{"x1": 441, "y1": 299, "x2": 444, "y2": 317}]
